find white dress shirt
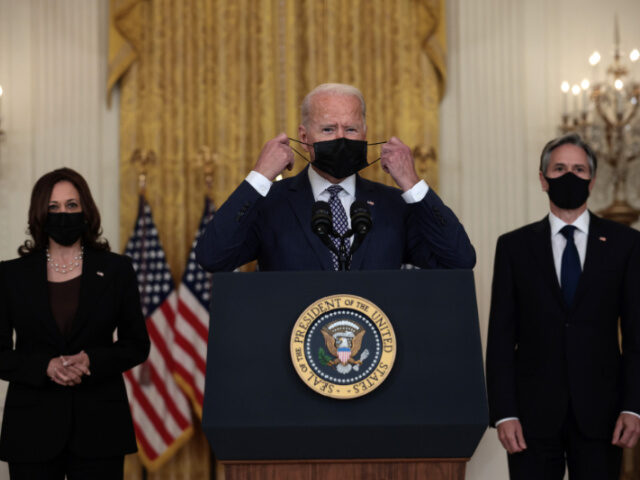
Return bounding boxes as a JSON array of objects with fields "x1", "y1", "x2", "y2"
[
  {"x1": 496, "y1": 209, "x2": 639, "y2": 426},
  {"x1": 245, "y1": 168, "x2": 428, "y2": 250},
  {"x1": 246, "y1": 168, "x2": 430, "y2": 213}
]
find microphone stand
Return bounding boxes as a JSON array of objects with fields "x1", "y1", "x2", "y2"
[
  {"x1": 337, "y1": 233, "x2": 351, "y2": 271},
  {"x1": 311, "y1": 200, "x2": 371, "y2": 272}
]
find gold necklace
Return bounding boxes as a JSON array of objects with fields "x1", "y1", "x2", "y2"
[{"x1": 46, "y1": 247, "x2": 83, "y2": 274}]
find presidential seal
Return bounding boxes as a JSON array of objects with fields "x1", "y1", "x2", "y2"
[{"x1": 290, "y1": 294, "x2": 396, "y2": 399}]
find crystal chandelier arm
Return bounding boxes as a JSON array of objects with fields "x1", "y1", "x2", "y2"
[
  {"x1": 620, "y1": 101, "x2": 639, "y2": 128},
  {"x1": 594, "y1": 94, "x2": 617, "y2": 128}
]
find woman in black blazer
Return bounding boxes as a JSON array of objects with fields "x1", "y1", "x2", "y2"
[{"x1": 0, "y1": 168, "x2": 150, "y2": 479}]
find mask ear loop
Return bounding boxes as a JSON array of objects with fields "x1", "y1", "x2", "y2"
[
  {"x1": 288, "y1": 138, "x2": 312, "y2": 164},
  {"x1": 366, "y1": 140, "x2": 387, "y2": 165}
]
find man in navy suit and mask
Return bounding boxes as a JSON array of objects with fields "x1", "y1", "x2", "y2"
[
  {"x1": 196, "y1": 83, "x2": 475, "y2": 272},
  {"x1": 487, "y1": 133, "x2": 640, "y2": 479}
]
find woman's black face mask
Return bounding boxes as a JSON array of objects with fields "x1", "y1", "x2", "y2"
[
  {"x1": 289, "y1": 137, "x2": 385, "y2": 179},
  {"x1": 45, "y1": 212, "x2": 87, "y2": 246}
]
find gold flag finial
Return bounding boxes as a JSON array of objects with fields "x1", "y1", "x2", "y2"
[
  {"x1": 412, "y1": 145, "x2": 437, "y2": 165},
  {"x1": 195, "y1": 145, "x2": 220, "y2": 200},
  {"x1": 130, "y1": 149, "x2": 157, "y2": 195}
]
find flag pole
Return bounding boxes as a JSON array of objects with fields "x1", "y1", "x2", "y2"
[
  {"x1": 130, "y1": 149, "x2": 156, "y2": 480},
  {"x1": 130, "y1": 147, "x2": 156, "y2": 320}
]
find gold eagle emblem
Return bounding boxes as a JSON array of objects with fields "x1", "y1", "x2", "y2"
[{"x1": 321, "y1": 320, "x2": 365, "y2": 368}]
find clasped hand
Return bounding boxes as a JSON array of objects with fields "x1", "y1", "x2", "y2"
[{"x1": 47, "y1": 351, "x2": 91, "y2": 386}]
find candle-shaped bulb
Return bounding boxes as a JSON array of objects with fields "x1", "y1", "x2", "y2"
[
  {"x1": 580, "y1": 79, "x2": 590, "y2": 90},
  {"x1": 630, "y1": 49, "x2": 640, "y2": 62},
  {"x1": 561, "y1": 81, "x2": 570, "y2": 93},
  {"x1": 614, "y1": 79, "x2": 624, "y2": 90},
  {"x1": 589, "y1": 51, "x2": 601, "y2": 66},
  {"x1": 571, "y1": 84, "x2": 581, "y2": 96}
]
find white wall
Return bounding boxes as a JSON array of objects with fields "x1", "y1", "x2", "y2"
[
  {"x1": 440, "y1": 1, "x2": 640, "y2": 479},
  {"x1": 0, "y1": 1, "x2": 118, "y2": 477}
]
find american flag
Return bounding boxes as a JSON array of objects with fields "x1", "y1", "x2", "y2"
[
  {"x1": 123, "y1": 196, "x2": 193, "y2": 471},
  {"x1": 173, "y1": 197, "x2": 214, "y2": 417}
]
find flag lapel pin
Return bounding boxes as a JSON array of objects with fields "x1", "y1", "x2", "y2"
[
  {"x1": 96, "y1": 271, "x2": 104, "y2": 277},
  {"x1": 599, "y1": 236, "x2": 607, "y2": 242}
]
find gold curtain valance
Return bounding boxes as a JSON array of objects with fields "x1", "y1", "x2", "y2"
[{"x1": 109, "y1": 0, "x2": 445, "y2": 281}]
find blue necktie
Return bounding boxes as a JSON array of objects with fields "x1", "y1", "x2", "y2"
[
  {"x1": 560, "y1": 225, "x2": 581, "y2": 306},
  {"x1": 327, "y1": 185, "x2": 349, "y2": 270}
]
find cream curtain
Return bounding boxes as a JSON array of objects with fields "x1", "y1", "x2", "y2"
[{"x1": 109, "y1": 0, "x2": 445, "y2": 477}]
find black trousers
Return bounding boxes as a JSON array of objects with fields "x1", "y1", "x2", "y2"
[
  {"x1": 507, "y1": 406, "x2": 622, "y2": 480},
  {"x1": 8, "y1": 450, "x2": 124, "y2": 480}
]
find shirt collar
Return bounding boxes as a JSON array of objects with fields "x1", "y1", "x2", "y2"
[
  {"x1": 549, "y1": 209, "x2": 590, "y2": 236},
  {"x1": 307, "y1": 166, "x2": 356, "y2": 199}
]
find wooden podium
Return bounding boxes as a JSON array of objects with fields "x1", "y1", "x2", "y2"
[
  {"x1": 203, "y1": 270, "x2": 488, "y2": 480},
  {"x1": 222, "y1": 458, "x2": 467, "y2": 480}
]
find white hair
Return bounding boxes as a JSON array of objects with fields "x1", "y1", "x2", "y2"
[{"x1": 300, "y1": 83, "x2": 366, "y2": 127}]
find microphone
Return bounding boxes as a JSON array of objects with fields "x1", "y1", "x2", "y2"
[
  {"x1": 311, "y1": 201, "x2": 333, "y2": 237},
  {"x1": 311, "y1": 201, "x2": 339, "y2": 257},
  {"x1": 350, "y1": 200, "x2": 372, "y2": 236},
  {"x1": 350, "y1": 200, "x2": 372, "y2": 255}
]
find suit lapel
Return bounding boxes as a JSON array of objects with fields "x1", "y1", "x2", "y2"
[
  {"x1": 68, "y1": 248, "x2": 104, "y2": 341},
  {"x1": 286, "y1": 168, "x2": 334, "y2": 270},
  {"x1": 350, "y1": 175, "x2": 375, "y2": 271},
  {"x1": 529, "y1": 216, "x2": 566, "y2": 308},
  {"x1": 571, "y1": 212, "x2": 606, "y2": 309}
]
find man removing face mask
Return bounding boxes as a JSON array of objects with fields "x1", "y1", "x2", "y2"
[{"x1": 196, "y1": 83, "x2": 475, "y2": 272}]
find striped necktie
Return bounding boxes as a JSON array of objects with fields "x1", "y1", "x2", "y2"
[{"x1": 327, "y1": 185, "x2": 349, "y2": 270}]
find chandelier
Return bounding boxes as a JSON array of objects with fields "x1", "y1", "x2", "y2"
[{"x1": 559, "y1": 20, "x2": 640, "y2": 225}]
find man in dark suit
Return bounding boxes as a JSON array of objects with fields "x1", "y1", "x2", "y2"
[
  {"x1": 486, "y1": 133, "x2": 640, "y2": 479},
  {"x1": 196, "y1": 83, "x2": 475, "y2": 272}
]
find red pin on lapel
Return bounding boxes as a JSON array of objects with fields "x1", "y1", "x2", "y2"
[{"x1": 599, "y1": 236, "x2": 607, "y2": 242}]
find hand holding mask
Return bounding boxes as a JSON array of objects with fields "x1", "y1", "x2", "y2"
[
  {"x1": 254, "y1": 133, "x2": 295, "y2": 181},
  {"x1": 380, "y1": 137, "x2": 420, "y2": 191}
]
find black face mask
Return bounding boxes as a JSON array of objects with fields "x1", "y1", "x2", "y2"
[
  {"x1": 544, "y1": 172, "x2": 591, "y2": 209},
  {"x1": 289, "y1": 137, "x2": 385, "y2": 179},
  {"x1": 45, "y1": 212, "x2": 87, "y2": 246}
]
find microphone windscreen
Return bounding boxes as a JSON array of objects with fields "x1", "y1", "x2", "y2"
[
  {"x1": 311, "y1": 201, "x2": 332, "y2": 236},
  {"x1": 350, "y1": 200, "x2": 372, "y2": 235}
]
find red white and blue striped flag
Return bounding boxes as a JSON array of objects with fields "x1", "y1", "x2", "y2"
[
  {"x1": 123, "y1": 196, "x2": 193, "y2": 471},
  {"x1": 173, "y1": 197, "x2": 214, "y2": 417}
]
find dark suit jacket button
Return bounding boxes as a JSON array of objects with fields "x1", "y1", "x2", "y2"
[{"x1": 565, "y1": 323, "x2": 570, "y2": 327}]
